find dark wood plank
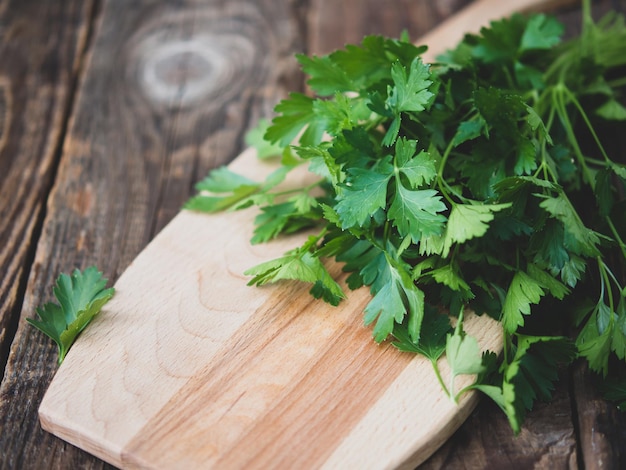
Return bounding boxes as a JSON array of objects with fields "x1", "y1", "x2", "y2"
[
  {"x1": 0, "y1": 1, "x2": 104, "y2": 466},
  {"x1": 573, "y1": 363, "x2": 626, "y2": 470},
  {"x1": 421, "y1": 370, "x2": 578, "y2": 469},
  {"x1": 0, "y1": 0, "x2": 307, "y2": 468},
  {"x1": 0, "y1": 0, "x2": 96, "y2": 378}
]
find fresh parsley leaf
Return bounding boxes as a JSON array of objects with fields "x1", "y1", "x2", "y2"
[
  {"x1": 442, "y1": 203, "x2": 511, "y2": 257},
  {"x1": 297, "y1": 54, "x2": 354, "y2": 96},
  {"x1": 364, "y1": 252, "x2": 425, "y2": 342},
  {"x1": 265, "y1": 93, "x2": 327, "y2": 147},
  {"x1": 387, "y1": 57, "x2": 434, "y2": 114},
  {"x1": 184, "y1": 167, "x2": 260, "y2": 212},
  {"x1": 501, "y1": 336, "x2": 576, "y2": 433},
  {"x1": 394, "y1": 137, "x2": 437, "y2": 188},
  {"x1": 392, "y1": 306, "x2": 452, "y2": 360},
  {"x1": 27, "y1": 266, "x2": 115, "y2": 364},
  {"x1": 335, "y1": 160, "x2": 393, "y2": 228},
  {"x1": 245, "y1": 243, "x2": 345, "y2": 306},
  {"x1": 520, "y1": 14, "x2": 564, "y2": 52},
  {"x1": 537, "y1": 192, "x2": 602, "y2": 257},
  {"x1": 452, "y1": 118, "x2": 486, "y2": 147},
  {"x1": 389, "y1": 185, "x2": 447, "y2": 243},
  {"x1": 383, "y1": 57, "x2": 435, "y2": 144},
  {"x1": 445, "y1": 312, "x2": 485, "y2": 400}
]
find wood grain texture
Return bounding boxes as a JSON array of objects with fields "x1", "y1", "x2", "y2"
[
  {"x1": 0, "y1": 2, "x2": 99, "y2": 469},
  {"x1": 572, "y1": 347, "x2": 626, "y2": 469},
  {"x1": 0, "y1": 0, "x2": 95, "y2": 377},
  {"x1": 0, "y1": 0, "x2": 307, "y2": 468}
]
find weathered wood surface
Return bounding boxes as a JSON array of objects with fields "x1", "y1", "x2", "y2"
[
  {"x1": 0, "y1": 0, "x2": 625, "y2": 468},
  {"x1": 0, "y1": 0, "x2": 96, "y2": 379},
  {"x1": 0, "y1": 2, "x2": 99, "y2": 468}
]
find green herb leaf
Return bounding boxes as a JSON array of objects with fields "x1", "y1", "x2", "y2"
[
  {"x1": 501, "y1": 336, "x2": 576, "y2": 433},
  {"x1": 245, "y1": 244, "x2": 345, "y2": 306},
  {"x1": 27, "y1": 267, "x2": 115, "y2": 364},
  {"x1": 442, "y1": 203, "x2": 511, "y2": 257},
  {"x1": 446, "y1": 312, "x2": 485, "y2": 399}
]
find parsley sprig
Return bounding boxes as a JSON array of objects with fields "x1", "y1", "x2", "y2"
[
  {"x1": 28, "y1": 266, "x2": 115, "y2": 364},
  {"x1": 188, "y1": 1, "x2": 626, "y2": 432}
]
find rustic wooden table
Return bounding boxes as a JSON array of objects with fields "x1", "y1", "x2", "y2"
[{"x1": 1, "y1": 0, "x2": 625, "y2": 468}]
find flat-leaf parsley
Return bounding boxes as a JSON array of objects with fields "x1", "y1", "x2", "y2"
[
  {"x1": 188, "y1": 0, "x2": 626, "y2": 431},
  {"x1": 28, "y1": 266, "x2": 115, "y2": 364}
]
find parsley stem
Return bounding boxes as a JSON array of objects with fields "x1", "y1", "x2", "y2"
[
  {"x1": 553, "y1": 85, "x2": 596, "y2": 189},
  {"x1": 268, "y1": 180, "x2": 326, "y2": 200},
  {"x1": 436, "y1": 139, "x2": 458, "y2": 206},
  {"x1": 431, "y1": 360, "x2": 451, "y2": 400},
  {"x1": 561, "y1": 86, "x2": 611, "y2": 165},
  {"x1": 605, "y1": 217, "x2": 626, "y2": 261},
  {"x1": 598, "y1": 258, "x2": 615, "y2": 314}
]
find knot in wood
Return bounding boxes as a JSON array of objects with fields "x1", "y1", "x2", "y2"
[{"x1": 134, "y1": 32, "x2": 255, "y2": 108}]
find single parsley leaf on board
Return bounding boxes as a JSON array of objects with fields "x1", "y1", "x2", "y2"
[{"x1": 27, "y1": 266, "x2": 115, "y2": 364}]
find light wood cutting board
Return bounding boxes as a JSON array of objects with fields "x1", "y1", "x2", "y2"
[{"x1": 38, "y1": 0, "x2": 574, "y2": 468}]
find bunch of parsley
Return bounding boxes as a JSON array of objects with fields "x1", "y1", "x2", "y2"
[{"x1": 187, "y1": 1, "x2": 626, "y2": 431}]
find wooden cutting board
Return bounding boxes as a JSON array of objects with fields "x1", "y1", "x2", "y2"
[{"x1": 38, "y1": 0, "x2": 573, "y2": 468}]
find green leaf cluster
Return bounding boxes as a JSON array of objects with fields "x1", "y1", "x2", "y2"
[
  {"x1": 187, "y1": 1, "x2": 626, "y2": 431},
  {"x1": 27, "y1": 266, "x2": 115, "y2": 364}
]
